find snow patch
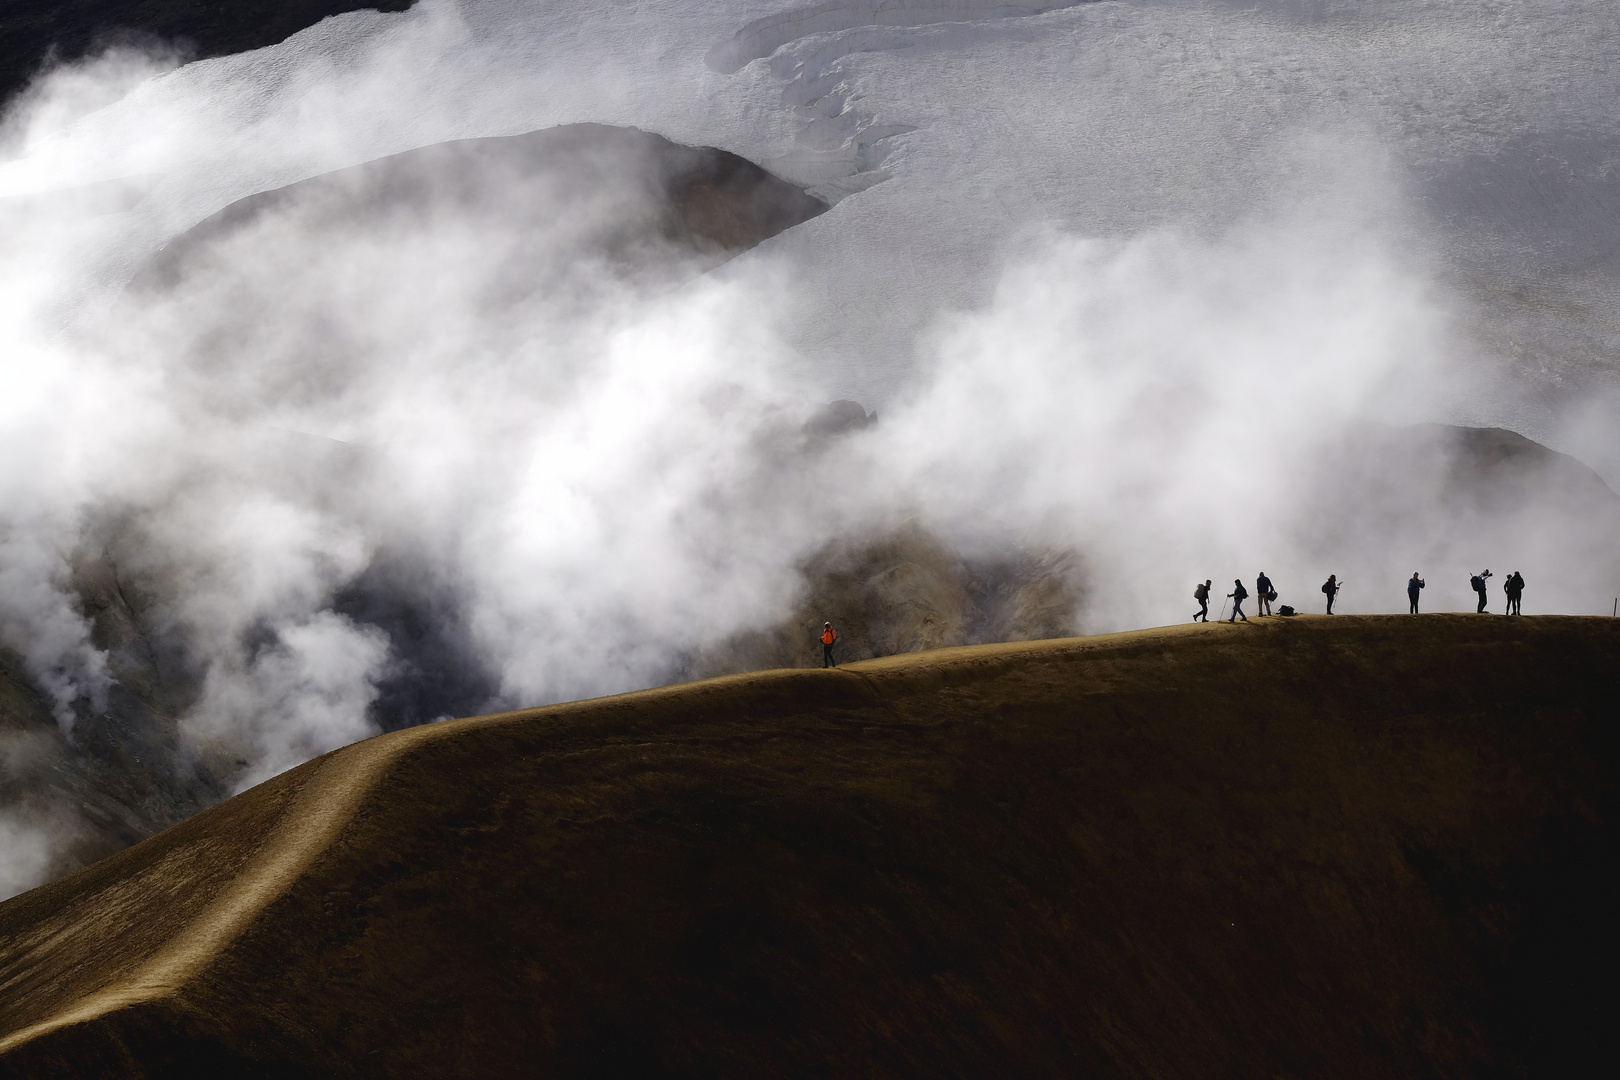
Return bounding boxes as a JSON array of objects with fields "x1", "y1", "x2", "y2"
[{"x1": 705, "y1": 0, "x2": 1097, "y2": 74}]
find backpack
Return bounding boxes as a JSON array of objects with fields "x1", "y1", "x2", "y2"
[
  {"x1": 1278, "y1": 605, "x2": 1296, "y2": 616},
  {"x1": 1322, "y1": 581, "x2": 1331, "y2": 594},
  {"x1": 1267, "y1": 590, "x2": 1277, "y2": 602},
  {"x1": 1471, "y1": 575, "x2": 1483, "y2": 591}
]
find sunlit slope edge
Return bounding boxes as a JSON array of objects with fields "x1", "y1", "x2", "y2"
[{"x1": 0, "y1": 615, "x2": 1614, "y2": 1078}]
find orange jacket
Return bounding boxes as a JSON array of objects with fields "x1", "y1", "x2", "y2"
[{"x1": 821, "y1": 627, "x2": 837, "y2": 645}]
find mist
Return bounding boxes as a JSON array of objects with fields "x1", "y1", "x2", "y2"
[{"x1": 1, "y1": 0, "x2": 1618, "y2": 896}]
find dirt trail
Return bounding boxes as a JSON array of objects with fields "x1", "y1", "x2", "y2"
[{"x1": 0, "y1": 723, "x2": 435, "y2": 1056}]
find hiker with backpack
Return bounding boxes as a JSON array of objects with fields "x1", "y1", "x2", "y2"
[
  {"x1": 1255, "y1": 572, "x2": 1274, "y2": 616},
  {"x1": 1322, "y1": 574, "x2": 1341, "y2": 614},
  {"x1": 1194, "y1": 580, "x2": 1212, "y2": 622},
  {"x1": 1505, "y1": 571, "x2": 1524, "y2": 615},
  {"x1": 1407, "y1": 572, "x2": 1425, "y2": 613},
  {"x1": 1470, "y1": 569, "x2": 1492, "y2": 613},
  {"x1": 1227, "y1": 579, "x2": 1249, "y2": 623},
  {"x1": 820, "y1": 622, "x2": 839, "y2": 667}
]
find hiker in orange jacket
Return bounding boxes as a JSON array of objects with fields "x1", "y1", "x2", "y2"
[{"x1": 821, "y1": 622, "x2": 838, "y2": 668}]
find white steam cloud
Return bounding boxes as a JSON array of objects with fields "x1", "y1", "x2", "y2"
[
  {"x1": 0, "y1": 0, "x2": 1616, "y2": 896},
  {"x1": 871, "y1": 175, "x2": 1445, "y2": 628},
  {"x1": 0, "y1": 813, "x2": 54, "y2": 900}
]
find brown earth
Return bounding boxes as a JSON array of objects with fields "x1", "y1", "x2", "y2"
[
  {"x1": 687, "y1": 520, "x2": 1082, "y2": 680},
  {"x1": 0, "y1": 614, "x2": 1612, "y2": 1078}
]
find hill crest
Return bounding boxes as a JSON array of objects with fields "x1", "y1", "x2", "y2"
[{"x1": 0, "y1": 614, "x2": 1614, "y2": 1077}]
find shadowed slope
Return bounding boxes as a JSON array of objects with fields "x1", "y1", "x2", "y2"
[
  {"x1": 130, "y1": 123, "x2": 829, "y2": 298},
  {"x1": 0, "y1": 615, "x2": 1614, "y2": 1077}
]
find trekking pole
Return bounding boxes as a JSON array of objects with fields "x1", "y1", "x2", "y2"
[{"x1": 1218, "y1": 596, "x2": 1228, "y2": 621}]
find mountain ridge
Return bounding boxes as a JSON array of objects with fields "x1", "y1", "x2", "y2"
[{"x1": 1, "y1": 614, "x2": 1612, "y2": 1076}]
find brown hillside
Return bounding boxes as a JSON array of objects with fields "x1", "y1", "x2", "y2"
[{"x1": 0, "y1": 615, "x2": 1613, "y2": 1078}]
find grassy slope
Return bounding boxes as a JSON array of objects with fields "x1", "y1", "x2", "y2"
[{"x1": 0, "y1": 615, "x2": 1613, "y2": 1078}]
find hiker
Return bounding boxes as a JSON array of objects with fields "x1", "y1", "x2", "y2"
[
  {"x1": 1322, "y1": 574, "x2": 1340, "y2": 614},
  {"x1": 1227, "y1": 579, "x2": 1249, "y2": 623},
  {"x1": 1194, "y1": 579, "x2": 1212, "y2": 622},
  {"x1": 1255, "y1": 571, "x2": 1274, "y2": 616},
  {"x1": 820, "y1": 622, "x2": 838, "y2": 667},
  {"x1": 1505, "y1": 571, "x2": 1524, "y2": 615},
  {"x1": 1470, "y1": 569, "x2": 1492, "y2": 613},
  {"x1": 1408, "y1": 572, "x2": 1425, "y2": 613}
]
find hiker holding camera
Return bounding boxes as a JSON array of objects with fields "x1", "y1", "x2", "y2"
[
  {"x1": 1470, "y1": 569, "x2": 1492, "y2": 613},
  {"x1": 1408, "y1": 572, "x2": 1425, "y2": 613}
]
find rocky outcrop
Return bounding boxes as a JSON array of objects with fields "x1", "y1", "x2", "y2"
[{"x1": 688, "y1": 521, "x2": 1081, "y2": 677}]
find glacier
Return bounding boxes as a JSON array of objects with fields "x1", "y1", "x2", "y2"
[{"x1": 5, "y1": 0, "x2": 1618, "y2": 438}]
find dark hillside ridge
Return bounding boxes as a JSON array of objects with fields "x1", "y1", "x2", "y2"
[
  {"x1": 9, "y1": 414, "x2": 1603, "y2": 900},
  {"x1": 0, "y1": 1, "x2": 414, "y2": 107},
  {"x1": 131, "y1": 122, "x2": 830, "y2": 296},
  {"x1": 0, "y1": 615, "x2": 1612, "y2": 1077}
]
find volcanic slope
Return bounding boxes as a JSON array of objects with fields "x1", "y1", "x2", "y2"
[{"x1": 0, "y1": 615, "x2": 1613, "y2": 1078}]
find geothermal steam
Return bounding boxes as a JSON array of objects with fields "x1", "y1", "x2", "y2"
[{"x1": 0, "y1": 24, "x2": 1617, "y2": 896}]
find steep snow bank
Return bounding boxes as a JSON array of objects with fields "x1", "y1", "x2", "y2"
[{"x1": 704, "y1": 0, "x2": 1096, "y2": 73}]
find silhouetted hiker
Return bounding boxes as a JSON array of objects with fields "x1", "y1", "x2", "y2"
[
  {"x1": 1408, "y1": 572, "x2": 1425, "y2": 613},
  {"x1": 1470, "y1": 569, "x2": 1492, "y2": 613},
  {"x1": 1194, "y1": 579, "x2": 1212, "y2": 622},
  {"x1": 1227, "y1": 579, "x2": 1248, "y2": 623},
  {"x1": 1256, "y1": 572, "x2": 1274, "y2": 616},
  {"x1": 1505, "y1": 571, "x2": 1524, "y2": 615},
  {"x1": 1322, "y1": 574, "x2": 1340, "y2": 614},
  {"x1": 821, "y1": 622, "x2": 838, "y2": 667}
]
